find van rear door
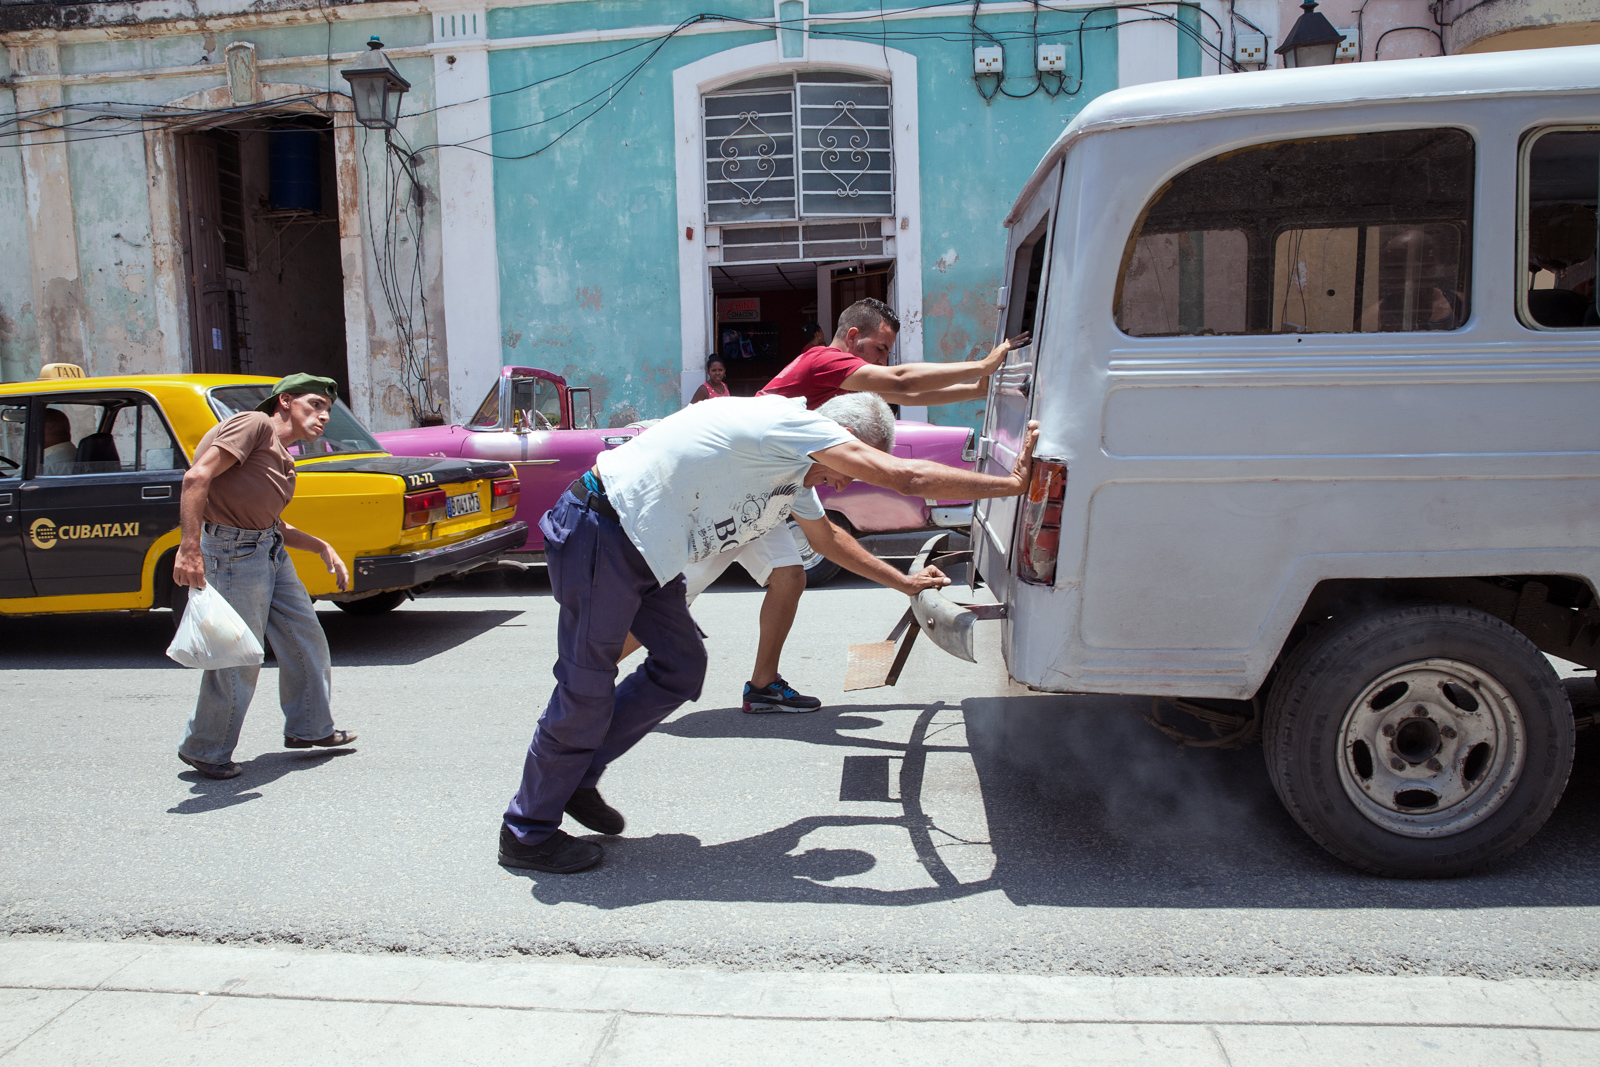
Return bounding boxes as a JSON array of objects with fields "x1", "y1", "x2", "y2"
[{"x1": 974, "y1": 163, "x2": 1061, "y2": 595}]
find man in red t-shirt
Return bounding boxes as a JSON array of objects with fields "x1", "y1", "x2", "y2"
[
  {"x1": 758, "y1": 297, "x2": 1026, "y2": 411},
  {"x1": 671, "y1": 297, "x2": 1029, "y2": 713}
]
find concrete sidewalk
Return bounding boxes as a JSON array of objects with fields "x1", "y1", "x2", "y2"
[{"x1": 2, "y1": 939, "x2": 1597, "y2": 1065}]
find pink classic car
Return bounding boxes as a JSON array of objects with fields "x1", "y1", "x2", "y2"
[{"x1": 375, "y1": 366, "x2": 977, "y2": 586}]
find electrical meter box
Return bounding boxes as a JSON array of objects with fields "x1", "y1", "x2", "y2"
[
  {"x1": 1336, "y1": 29, "x2": 1359, "y2": 60},
  {"x1": 973, "y1": 46, "x2": 1004, "y2": 74},
  {"x1": 1234, "y1": 33, "x2": 1267, "y2": 65},
  {"x1": 1036, "y1": 43, "x2": 1066, "y2": 72}
]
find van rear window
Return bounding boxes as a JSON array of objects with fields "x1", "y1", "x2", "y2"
[{"x1": 1116, "y1": 129, "x2": 1474, "y2": 337}]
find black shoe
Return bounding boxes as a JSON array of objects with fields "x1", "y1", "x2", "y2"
[
  {"x1": 179, "y1": 752, "x2": 242, "y2": 780},
  {"x1": 564, "y1": 787, "x2": 625, "y2": 835},
  {"x1": 284, "y1": 729, "x2": 357, "y2": 749},
  {"x1": 742, "y1": 675, "x2": 823, "y2": 713},
  {"x1": 498, "y1": 826, "x2": 603, "y2": 874}
]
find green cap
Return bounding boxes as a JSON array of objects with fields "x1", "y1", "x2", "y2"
[{"x1": 256, "y1": 373, "x2": 339, "y2": 414}]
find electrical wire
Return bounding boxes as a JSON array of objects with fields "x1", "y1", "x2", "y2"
[{"x1": 1373, "y1": 25, "x2": 1444, "y2": 61}]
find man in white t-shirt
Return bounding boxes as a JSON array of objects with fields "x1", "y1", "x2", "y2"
[{"x1": 499, "y1": 392, "x2": 1040, "y2": 875}]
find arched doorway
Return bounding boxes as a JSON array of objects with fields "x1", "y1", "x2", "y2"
[{"x1": 672, "y1": 40, "x2": 924, "y2": 413}]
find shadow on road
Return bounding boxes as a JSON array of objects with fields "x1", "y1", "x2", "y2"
[
  {"x1": 167, "y1": 749, "x2": 356, "y2": 815},
  {"x1": 0, "y1": 607, "x2": 521, "y2": 669},
  {"x1": 317, "y1": 609, "x2": 522, "y2": 666},
  {"x1": 523, "y1": 695, "x2": 1600, "y2": 911}
]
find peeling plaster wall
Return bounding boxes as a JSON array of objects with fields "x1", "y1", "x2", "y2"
[
  {"x1": 0, "y1": 51, "x2": 41, "y2": 381},
  {"x1": 897, "y1": 9, "x2": 1119, "y2": 431},
  {"x1": 66, "y1": 95, "x2": 166, "y2": 376},
  {"x1": 486, "y1": 5, "x2": 775, "y2": 427},
  {"x1": 1, "y1": 11, "x2": 444, "y2": 429}
]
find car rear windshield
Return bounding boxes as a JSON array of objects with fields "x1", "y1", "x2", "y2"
[{"x1": 207, "y1": 386, "x2": 384, "y2": 457}]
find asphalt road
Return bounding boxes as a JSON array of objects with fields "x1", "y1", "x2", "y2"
[{"x1": 3, "y1": 567, "x2": 1599, "y2": 976}]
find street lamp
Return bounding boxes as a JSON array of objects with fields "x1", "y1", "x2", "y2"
[
  {"x1": 341, "y1": 36, "x2": 411, "y2": 130},
  {"x1": 1274, "y1": 1, "x2": 1346, "y2": 68}
]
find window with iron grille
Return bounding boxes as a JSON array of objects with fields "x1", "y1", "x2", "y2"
[{"x1": 704, "y1": 72, "x2": 893, "y2": 226}]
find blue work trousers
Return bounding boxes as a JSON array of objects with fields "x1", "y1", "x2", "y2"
[
  {"x1": 504, "y1": 490, "x2": 706, "y2": 844},
  {"x1": 178, "y1": 523, "x2": 335, "y2": 765}
]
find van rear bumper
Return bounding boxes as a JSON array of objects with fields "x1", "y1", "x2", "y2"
[{"x1": 351, "y1": 522, "x2": 529, "y2": 592}]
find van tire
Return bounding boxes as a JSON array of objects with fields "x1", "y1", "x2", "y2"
[
  {"x1": 1263, "y1": 603, "x2": 1573, "y2": 878},
  {"x1": 333, "y1": 589, "x2": 410, "y2": 615},
  {"x1": 787, "y1": 518, "x2": 844, "y2": 588}
]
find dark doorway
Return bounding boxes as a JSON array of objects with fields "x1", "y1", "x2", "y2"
[
  {"x1": 711, "y1": 263, "x2": 818, "y2": 396},
  {"x1": 179, "y1": 116, "x2": 348, "y2": 395}
]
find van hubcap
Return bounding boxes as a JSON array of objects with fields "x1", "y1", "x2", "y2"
[{"x1": 1336, "y1": 658, "x2": 1525, "y2": 838}]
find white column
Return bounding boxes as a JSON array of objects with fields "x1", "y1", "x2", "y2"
[
  {"x1": 8, "y1": 35, "x2": 86, "y2": 371},
  {"x1": 428, "y1": 6, "x2": 503, "y2": 423},
  {"x1": 1118, "y1": 7, "x2": 1180, "y2": 87}
]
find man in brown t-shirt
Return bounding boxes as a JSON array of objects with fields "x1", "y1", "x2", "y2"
[{"x1": 174, "y1": 373, "x2": 357, "y2": 780}]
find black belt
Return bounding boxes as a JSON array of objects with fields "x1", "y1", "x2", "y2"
[{"x1": 569, "y1": 475, "x2": 618, "y2": 522}]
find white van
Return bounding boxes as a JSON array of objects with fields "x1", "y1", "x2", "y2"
[{"x1": 937, "y1": 45, "x2": 1600, "y2": 878}]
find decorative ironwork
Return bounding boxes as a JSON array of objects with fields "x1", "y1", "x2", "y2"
[
  {"x1": 816, "y1": 100, "x2": 870, "y2": 199},
  {"x1": 718, "y1": 111, "x2": 779, "y2": 206}
]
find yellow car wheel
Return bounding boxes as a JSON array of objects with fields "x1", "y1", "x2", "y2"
[{"x1": 333, "y1": 590, "x2": 410, "y2": 615}]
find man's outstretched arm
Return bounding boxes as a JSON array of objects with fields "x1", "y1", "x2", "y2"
[
  {"x1": 840, "y1": 333, "x2": 1028, "y2": 396},
  {"x1": 793, "y1": 515, "x2": 949, "y2": 596},
  {"x1": 810, "y1": 421, "x2": 1039, "y2": 501},
  {"x1": 873, "y1": 380, "x2": 991, "y2": 407}
]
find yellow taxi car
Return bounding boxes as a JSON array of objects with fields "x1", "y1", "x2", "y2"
[{"x1": 0, "y1": 368, "x2": 526, "y2": 618}]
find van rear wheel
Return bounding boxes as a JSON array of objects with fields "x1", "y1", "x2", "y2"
[{"x1": 1263, "y1": 603, "x2": 1573, "y2": 878}]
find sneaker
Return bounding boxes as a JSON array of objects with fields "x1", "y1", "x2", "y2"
[
  {"x1": 564, "y1": 787, "x2": 625, "y2": 835},
  {"x1": 742, "y1": 675, "x2": 823, "y2": 714},
  {"x1": 179, "y1": 752, "x2": 242, "y2": 780},
  {"x1": 497, "y1": 826, "x2": 603, "y2": 874}
]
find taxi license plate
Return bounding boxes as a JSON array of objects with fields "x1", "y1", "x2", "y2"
[{"x1": 446, "y1": 491, "x2": 482, "y2": 519}]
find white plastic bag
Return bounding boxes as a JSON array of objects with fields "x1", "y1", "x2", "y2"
[{"x1": 166, "y1": 584, "x2": 265, "y2": 670}]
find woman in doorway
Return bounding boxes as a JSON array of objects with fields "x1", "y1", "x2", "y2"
[
  {"x1": 800, "y1": 320, "x2": 825, "y2": 355},
  {"x1": 690, "y1": 355, "x2": 731, "y2": 404}
]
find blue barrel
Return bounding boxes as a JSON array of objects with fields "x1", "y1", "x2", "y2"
[{"x1": 269, "y1": 130, "x2": 321, "y2": 212}]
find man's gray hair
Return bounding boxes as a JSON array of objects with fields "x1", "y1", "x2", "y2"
[{"x1": 816, "y1": 392, "x2": 896, "y2": 452}]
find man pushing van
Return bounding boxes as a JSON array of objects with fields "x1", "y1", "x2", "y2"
[
  {"x1": 500, "y1": 391, "x2": 1039, "y2": 874},
  {"x1": 668, "y1": 297, "x2": 1029, "y2": 714},
  {"x1": 172, "y1": 373, "x2": 357, "y2": 780}
]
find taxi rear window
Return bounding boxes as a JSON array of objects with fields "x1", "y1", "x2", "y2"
[{"x1": 208, "y1": 386, "x2": 384, "y2": 457}]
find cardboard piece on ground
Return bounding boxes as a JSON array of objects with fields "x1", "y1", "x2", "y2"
[{"x1": 843, "y1": 609, "x2": 918, "y2": 691}]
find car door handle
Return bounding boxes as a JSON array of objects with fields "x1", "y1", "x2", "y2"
[
  {"x1": 0, "y1": 492, "x2": 10, "y2": 506},
  {"x1": 142, "y1": 485, "x2": 172, "y2": 500}
]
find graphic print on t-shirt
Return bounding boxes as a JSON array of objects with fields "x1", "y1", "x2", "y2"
[{"x1": 686, "y1": 481, "x2": 802, "y2": 563}]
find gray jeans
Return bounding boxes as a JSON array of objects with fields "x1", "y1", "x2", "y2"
[{"x1": 178, "y1": 523, "x2": 334, "y2": 764}]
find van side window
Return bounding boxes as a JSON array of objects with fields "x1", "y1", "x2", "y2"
[
  {"x1": 1116, "y1": 129, "x2": 1475, "y2": 336},
  {"x1": 1007, "y1": 223, "x2": 1049, "y2": 338},
  {"x1": 1521, "y1": 128, "x2": 1598, "y2": 330}
]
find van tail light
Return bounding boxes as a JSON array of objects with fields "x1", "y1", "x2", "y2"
[
  {"x1": 403, "y1": 488, "x2": 447, "y2": 529},
  {"x1": 491, "y1": 477, "x2": 520, "y2": 511},
  {"x1": 1018, "y1": 460, "x2": 1066, "y2": 585}
]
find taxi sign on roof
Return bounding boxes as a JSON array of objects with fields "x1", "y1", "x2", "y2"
[{"x1": 38, "y1": 363, "x2": 86, "y2": 380}]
